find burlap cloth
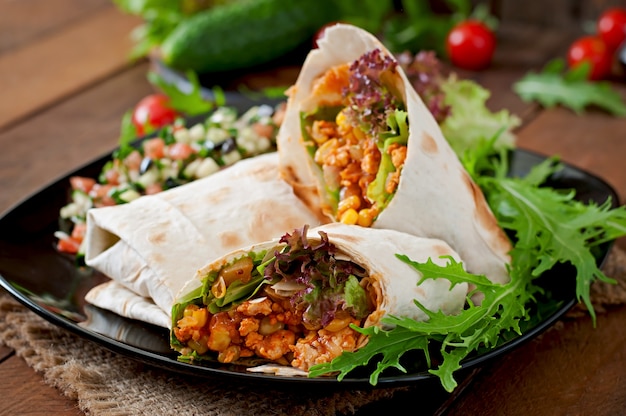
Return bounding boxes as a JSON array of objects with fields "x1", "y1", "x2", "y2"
[{"x1": 1, "y1": 245, "x2": 625, "y2": 415}]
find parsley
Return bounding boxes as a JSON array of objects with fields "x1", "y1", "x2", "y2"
[
  {"x1": 111, "y1": 110, "x2": 138, "y2": 161},
  {"x1": 513, "y1": 59, "x2": 626, "y2": 116}
]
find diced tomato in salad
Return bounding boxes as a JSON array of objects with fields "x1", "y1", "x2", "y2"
[
  {"x1": 56, "y1": 222, "x2": 87, "y2": 254},
  {"x1": 143, "y1": 137, "x2": 166, "y2": 159},
  {"x1": 69, "y1": 176, "x2": 96, "y2": 194},
  {"x1": 56, "y1": 103, "x2": 285, "y2": 256},
  {"x1": 167, "y1": 142, "x2": 195, "y2": 160},
  {"x1": 56, "y1": 236, "x2": 82, "y2": 254}
]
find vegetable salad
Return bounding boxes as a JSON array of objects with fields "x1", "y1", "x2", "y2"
[{"x1": 56, "y1": 103, "x2": 284, "y2": 258}]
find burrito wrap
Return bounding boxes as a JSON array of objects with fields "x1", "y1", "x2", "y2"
[
  {"x1": 172, "y1": 223, "x2": 468, "y2": 371},
  {"x1": 84, "y1": 153, "x2": 323, "y2": 325},
  {"x1": 277, "y1": 24, "x2": 511, "y2": 284}
]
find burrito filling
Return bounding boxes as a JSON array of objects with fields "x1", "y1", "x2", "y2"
[
  {"x1": 171, "y1": 226, "x2": 374, "y2": 371},
  {"x1": 301, "y1": 48, "x2": 408, "y2": 226}
]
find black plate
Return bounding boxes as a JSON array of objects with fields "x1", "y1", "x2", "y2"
[{"x1": 0, "y1": 120, "x2": 618, "y2": 387}]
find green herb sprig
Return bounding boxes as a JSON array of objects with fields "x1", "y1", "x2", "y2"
[{"x1": 513, "y1": 59, "x2": 626, "y2": 116}]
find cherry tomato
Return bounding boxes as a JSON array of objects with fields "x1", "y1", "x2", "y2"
[
  {"x1": 446, "y1": 20, "x2": 496, "y2": 71},
  {"x1": 131, "y1": 93, "x2": 179, "y2": 136},
  {"x1": 567, "y1": 35, "x2": 613, "y2": 80},
  {"x1": 597, "y1": 7, "x2": 626, "y2": 52}
]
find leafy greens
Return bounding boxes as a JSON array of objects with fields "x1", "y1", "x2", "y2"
[
  {"x1": 309, "y1": 138, "x2": 626, "y2": 392},
  {"x1": 513, "y1": 59, "x2": 626, "y2": 117}
]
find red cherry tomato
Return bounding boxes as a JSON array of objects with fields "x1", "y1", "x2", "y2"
[
  {"x1": 567, "y1": 35, "x2": 613, "y2": 80},
  {"x1": 446, "y1": 20, "x2": 496, "y2": 71},
  {"x1": 131, "y1": 93, "x2": 179, "y2": 136},
  {"x1": 597, "y1": 7, "x2": 626, "y2": 52}
]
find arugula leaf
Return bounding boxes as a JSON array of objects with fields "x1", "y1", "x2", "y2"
[
  {"x1": 310, "y1": 255, "x2": 533, "y2": 392},
  {"x1": 308, "y1": 323, "x2": 431, "y2": 385},
  {"x1": 513, "y1": 59, "x2": 626, "y2": 116},
  {"x1": 311, "y1": 139, "x2": 626, "y2": 392},
  {"x1": 478, "y1": 161, "x2": 626, "y2": 323}
]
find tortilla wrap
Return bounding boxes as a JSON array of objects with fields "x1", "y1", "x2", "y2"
[
  {"x1": 277, "y1": 23, "x2": 511, "y2": 285},
  {"x1": 84, "y1": 281, "x2": 170, "y2": 328},
  {"x1": 171, "y1": 222, "x2": 468, "y2": 372},
  {"x1": 84, "y1": 153, "x2": 323, "y2": 326}
]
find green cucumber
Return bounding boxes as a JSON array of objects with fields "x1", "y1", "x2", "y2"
[{"x1": 160, "y1": 0, "x2": 339, "y2": 73}]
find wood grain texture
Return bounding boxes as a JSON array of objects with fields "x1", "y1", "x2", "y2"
[
  {"x1": 494, "y1": 0, "x2": 626, "y2": 28},
  {"x1": 517, "y1": 96, "x2": 626, "y2": 205},
  {"x1": 445, "y1": 305, "x2": 626, "y2": 416},
  {"x1": 0, "y1": 0, "x2": 110, "y2": 53},
  {"x1": 0, "y1": 4, "x2": 142, "y2": 131},
  {"x1": 0, "y1": 63, "x2": 153, "y2": 214},
  {"x1": 0, "y1": 355, "x2": 82, "y2": 415},
  {"x1": 0, "y1": 345, "x2": 12, "y2": 361}
]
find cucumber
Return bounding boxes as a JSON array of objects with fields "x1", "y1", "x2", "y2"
[{"x1": 160, "y1": 0, "x2": 339, "y2": 73}]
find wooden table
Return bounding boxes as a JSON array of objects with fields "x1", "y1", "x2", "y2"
[{"x1": 1, "y1": 2, "x2": 625, "y2": 415}]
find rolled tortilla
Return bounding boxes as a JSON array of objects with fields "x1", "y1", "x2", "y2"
[
  {"x1": 84, "y1": 281, "x2": 170, "y2": 328},
  {"x1": 170, "y1": 223, "x2": 468, "y2": 372},
  {"x1": 84, "y1": 153, "x2": 323, "y2": 326},
  {"x1": 277, "y1": 23, "x2": 511, "y2": 285}
]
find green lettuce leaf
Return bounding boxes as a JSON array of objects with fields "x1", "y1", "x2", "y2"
[
  {"x1": 513, "y1": 59, "x2": 626, "y2": 116},
  {"x1": 440, "y1": 78, "x2": 521, "y2": 156},
  {"x1": 366, "y1": 109, "x2": 409, "y2": 209}
]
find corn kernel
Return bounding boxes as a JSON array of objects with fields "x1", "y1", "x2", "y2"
[
  {"x1": 183, "y1": 304, "x2": 199, "y2": 318},
  {"x1": 335, "y1": 110, "x2": 347, "y2": 126},
  {"x1": 208, "y1": 329, "x2": 231, "y2": 352},
  {"x1": 352, "y1": 125, "x2": 366, "y2": 141},
  {"x1": 357, "y1": 208, "x2": 375, "y2": 227},
  {"x1": 192, "y1": 308, "x2": 209, "y2": 328},
  {"x1": 340, "y1": 208, "x2": 359, "y2": 225},
  {"x1": 314, "y1": 138, "x2": 337, "y2": 164},
  {"x1": 324, "y1": 313, "x2": 352, "y2": 332},
  {"x1": 338, "y1": 195, "x2": 361, "y2": 214}
]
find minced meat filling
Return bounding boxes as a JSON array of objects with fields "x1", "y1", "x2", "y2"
[
  {"x1": 173, "y1": 288, "x2": 362, "y2": 371},
  {"x1": 304, "y1": 49, "x2": 408, "y2": 226},
  {"x1": 172, "y1": 226, "x2": 374, "y2": 371}
]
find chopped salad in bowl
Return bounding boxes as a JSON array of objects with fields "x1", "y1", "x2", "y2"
[{"x1": 55, "y1": 103, "x2": 285, "y2": 259}]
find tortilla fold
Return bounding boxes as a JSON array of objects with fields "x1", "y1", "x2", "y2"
[
  {"x1": 84, "y1": 281, "x2": 170, "y2": 328},
  {"x1": 84, "y1": 153, "x2": 323, "y2": 326},
  {"x1": 171, "y1": 223, "x2": 468, "y2": 371},
  {"x1": 277, "y1": 23, "x2": 512, "y2": 285}
]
